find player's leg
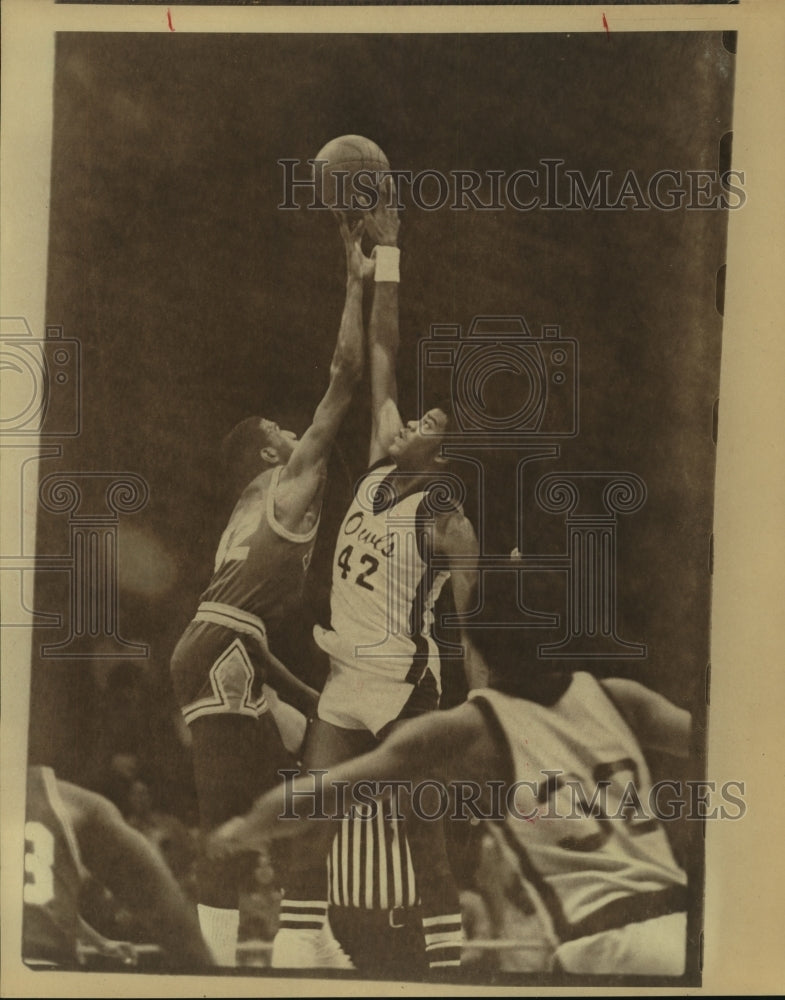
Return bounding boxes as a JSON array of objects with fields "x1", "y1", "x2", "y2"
[
  {"x1": 190, "y1": 710, "x2": 289, "y2": 965},
  {"x1": 380, "y1": 668, "x2": 463, "y2": 972},
  {"x1": 171, "y1": 626, "x2": 290, "y2": 966},
  {"x1": 272, "y1": 715, "x2": 375, "y2": 969},
  {"x1": 395, "y1": 788, "x2": 463, "y2": 971},
  {"x1": 329, "y1": 903, "x2": 427, "y2": 979}
]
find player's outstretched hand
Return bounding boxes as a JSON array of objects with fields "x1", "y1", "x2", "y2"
[
  {"x1": 205, "y1": 816, "x2": 259, "y2": 861},
  {"x1": 365, "y1": 174, "x2": 400, "y2": 247},
  {"x1": 336, "y1": 212, "x2": 375, "y2": 282}
]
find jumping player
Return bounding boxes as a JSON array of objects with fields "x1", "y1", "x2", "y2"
[
  {"x1": 210, "y1": 576, "x2": 692, "y2": 978},
  {"x1": 169, "y1": 215, "x2": 370, "y2": 965},
  {"x1": 22, "y1": 765, "x2": 211, "y2": 970},
  {"x1": 271, "y1": 177, "x2": 482, "y2": 972}
]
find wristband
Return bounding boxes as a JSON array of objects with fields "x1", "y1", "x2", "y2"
[{"x1": 374, "y1": 245, "x2": 400, "y2": 283}]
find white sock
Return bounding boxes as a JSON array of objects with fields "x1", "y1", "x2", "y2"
[
  {"x1": 423, "y1": 912, "x2": 463, "y2": 967},
  {"x1": 197, "y1": 903, "x2": 239, "y2": 966},
  {"x1": 277, "y1": 899, "x2": 327, "y2": 933}
]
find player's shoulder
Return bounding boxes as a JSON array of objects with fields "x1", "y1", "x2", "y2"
[
  {"x1": 243, "y1": 467, "x2": 274, "y2": 494},
  {"x1": 404, "y1": 698, "x2": 494, "y2": 758},
  {"x1": 419, "y1": 467, "x2": 469, "y2": 519},
  {"x1": 433, "y1": 505, "x2": 478, "y2": 550},
  {"x1": 57, "y1": 779, "x2": 122, "y2": 835},
  {"x1": 26, "y1": 764, "x2": 49, "y2": 793},
  {"x1": 599, "y1": 675, "x2": 653, "y2": 705},
  {"x1": 439, "y1": 699, "x2": 512, "y2": 780},
  {"x1": 350, "y1": 458, "x2": 397, "y2": 501},
  {"x1": 434, "y1": 505, "x2": 470, "y2": 530},
  {"x1": 363, "y1": 457, "x2": 397, "y2": 482},
  {"x1": 599, "y1": 674, "x2": 677, "y2": 715}
]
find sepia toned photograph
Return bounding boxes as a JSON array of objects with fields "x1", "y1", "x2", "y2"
[{"x1": 2, "y1": 2, "x2": 783, "y2": 996}]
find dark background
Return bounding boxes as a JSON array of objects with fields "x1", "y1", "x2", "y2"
[{"x1": 28, "y1": 30, "x2": 734, "y2": 979}]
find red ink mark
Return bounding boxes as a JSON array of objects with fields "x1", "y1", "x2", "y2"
[
  {"x1": 602, "y1": 12, "x2": 610, "y2": 39},
  {"x1": 523, "y1": 809, "x2": 539, "y2": 824},
  {"x1": 167, "y1": 8, "x2": 175, "y2": 31}
]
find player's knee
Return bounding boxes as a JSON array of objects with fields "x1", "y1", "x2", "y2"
[{"x1": 189, "y1": 713, "x2": 268, "y2": 829}]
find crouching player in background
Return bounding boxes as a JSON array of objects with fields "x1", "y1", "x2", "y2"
[
  {"x1": 23, "y1": 765, "x2": 212, "y2": 971},
  {"x1": 210, "y1": 573, "x2": 692, "y2": 978}
]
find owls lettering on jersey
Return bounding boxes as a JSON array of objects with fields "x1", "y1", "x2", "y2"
[
  {"x1": 317, "y1": 463, "x2": 450, "y2": 682},
  {"x1": 202, "y1": 465, "x2": 319, "y2": 635},
  {"x1": 469, "y1": 673, "x2": 686, "y2": 936},
  {"x1": 23, "y1": 767, "x2": 86, "y2": 966}
]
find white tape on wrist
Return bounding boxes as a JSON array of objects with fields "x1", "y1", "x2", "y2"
[{"x1": 374, "y1": 245, "x2": 400, "y2": 283}]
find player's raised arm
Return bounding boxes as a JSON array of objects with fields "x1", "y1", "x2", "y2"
[
  {"x1": 600, "y1": 677, "x2": 692, "y2": 757},
  {"x1": 435, "y1": 508, "x2": 488, "y2": 689},
  {"x1": 277, "y1": 216, "x2": 369, "y2": 516},
  {"x1": 365, "y1": 176, "x2": 405, "y2": 467},
  {"x1": 61, "y1": 780, "x2": 213, "y2": 969}
]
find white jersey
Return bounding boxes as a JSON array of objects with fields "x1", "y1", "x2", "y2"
[
  {"x1": 469, "y1": 673, "x2": 686, "y2": 943},
  {"x1": 315, "y1": 462, "x2": 450, "y2": 684}
]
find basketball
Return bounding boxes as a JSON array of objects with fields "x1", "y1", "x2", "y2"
[{"x1": 313, "y1": 134, "x2": 390, "y2": 211}]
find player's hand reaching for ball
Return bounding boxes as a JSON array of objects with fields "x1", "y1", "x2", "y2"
[
  {"x1": 336, "y1": 213, "x2": 375, "y2": 283},
  {"x1": 365, "y1": 175, "x2": 400, "y2": 247}
]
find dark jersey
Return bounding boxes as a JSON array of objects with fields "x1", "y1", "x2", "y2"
[
  {"x1": 23, "y1": 767, "x2": 85, "y2": 967},
  {"x1": 200, "y1": 465, "x2": 319, "y2": 636}
]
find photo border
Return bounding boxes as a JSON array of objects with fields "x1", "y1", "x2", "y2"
[{"x1": 2, "y1": 2, "x2": 783, "y2": 996}]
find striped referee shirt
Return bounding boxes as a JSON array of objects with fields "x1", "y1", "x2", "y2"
[{"x1": 327, "y1": 808, "x2": 419, "y2": 910}]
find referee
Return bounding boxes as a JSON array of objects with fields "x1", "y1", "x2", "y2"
[
  {"x1": 326, "y1": 809, "x2": 431, "y2": 978},
  {"x1": 321, "y1": 639, "x2": 470, "y2": 978}
]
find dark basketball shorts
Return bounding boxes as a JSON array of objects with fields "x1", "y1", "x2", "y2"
[{"x1": 170, "y1": 616, "x2": 269, "y2": 726}]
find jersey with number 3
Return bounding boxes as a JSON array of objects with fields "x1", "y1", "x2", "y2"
[
  {"x1": 23, "y1": 767, "x2": 85, "y2": 966},
  {"x1": 201, "y1": 465, "x2": 319, "y2": 635},
  {"x1": 318, "y1": 462, "x2": 450, "y2": 682},
  {"x1": 469, "y1": 673, "x2": 686, "y2": 935}
]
